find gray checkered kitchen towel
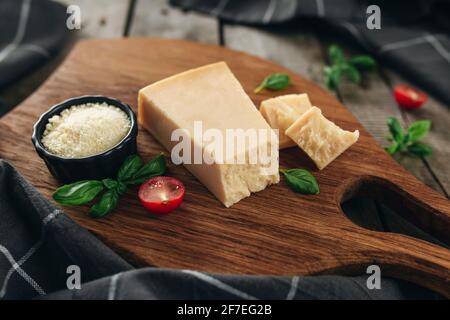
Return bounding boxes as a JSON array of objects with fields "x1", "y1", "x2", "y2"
[
  {"x1": 0, "y1": 0, "x2": 69, "y2": 89},
  {"x1": 171, "y1": 0, "x2": 450, "y2": 106},
  {"x1": 0, "y1": 160, "x2": 441, "y2": 299}
]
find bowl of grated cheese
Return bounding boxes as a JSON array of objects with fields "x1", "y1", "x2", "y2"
[{"x1": 32, "y1": 95, "x2": 138, "y2": 183}]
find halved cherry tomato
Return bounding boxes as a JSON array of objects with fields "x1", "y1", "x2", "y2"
[
  {"x1": 138, "y1": 176, "x2": 185, "y2": 214},
  {"x1": 394, "y1": 84, "x2": 427, "y2": 109}
]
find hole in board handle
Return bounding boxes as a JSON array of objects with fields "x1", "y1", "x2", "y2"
[{"x1": 338, "y1": 175, "x2": 450, "y2": 249}]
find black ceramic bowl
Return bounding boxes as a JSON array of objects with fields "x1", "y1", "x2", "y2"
[{"x1": 32, "y1": 95, "x2": 138, "y2": 183}]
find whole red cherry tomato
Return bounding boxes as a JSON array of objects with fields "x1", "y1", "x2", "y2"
[
  {"x1": 138, "y1": 176, "x2": 185, "y2": 214},
  {"x1": 394, "y1": 84, "x2": 427, "y2": 109}
]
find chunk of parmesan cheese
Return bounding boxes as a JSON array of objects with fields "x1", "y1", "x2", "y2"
[
  {"x1": 285, "y1": 106, "x2": 359, "y2": 170},
  {"x1": 42, "y1": 103, "x2": 131, "y2": 158},
  {"x1": 259, "y1": 94, "x2": 312, "y2": 149},
  {"x1": 138, "y1": 62, "x2": 279, "y2": 207}
]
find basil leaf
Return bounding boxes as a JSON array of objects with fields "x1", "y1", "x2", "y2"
[
  {"x1": 349, "y1": 55, "x2": 376, "y2": 71},
  {"x1": 324, "y1": 65, "x2": 341, "y2": 91},
  {"x1": 328, "y1": 45, "x2": 344, "y2": 64},
  {"x1": 53, "y1": 180, "x2": 103, "y2": 206},
  {"x1": 385, "y1": 142, "x2": 399, "y2": 155},
  {"x1": 102, "y1": 178, "x2": 118, "y2": 190},
  {"x1": 89, "y1": 190, "x2": 119, "y2": 218},
  {"x1": 254, "y1": 73, "x2": 290, "y2": 93},
  {"x1": 407, "y1": 142, "x2": 432, "y2": 157},
  {"x1": 387, "y1": 117, "x2": 404, "y2": 144},
  {"x1": 281, "y1": 169, "x2": 320, "y2": 195},
  {"x1": 407, "y1": 120, "x2": 431, "y2": 142},
  {"x1": 125, "y1": 153, "x2": 166, "y2": 185},
  {"x1": 341, "y1": 63, "x2": 361, "y2": 84},
  {"x1": 117, "y1": 154, "x2": 143, "y2": 181}
]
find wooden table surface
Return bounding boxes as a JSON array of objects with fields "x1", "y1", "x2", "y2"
[{"x1": 0, "y1": 0, "x2": 448, "y2": 248}]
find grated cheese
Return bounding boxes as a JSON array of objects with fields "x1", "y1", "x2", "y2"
[{"x1": 42, "y1": 102, "x2": 131, "y2": 158}]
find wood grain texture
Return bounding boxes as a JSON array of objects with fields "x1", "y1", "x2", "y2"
[
  {"x1": 224, "y1": 24, "x2": 326, "y2": 88},
  {"x1": 56, "y1": 0, "x2": 131, "y2": 38},
  {"x1": 0, "y1": 38, "x2": 449, "y2": 296},
  {"x1": 339, "y1": 71, "x2": 446, "y2": 192},
  {"x1": 129, "y1": 0, "x2": 218, "y2": 43},
  {"x1": 222, "y1": 25, "x2": 444, "y2": 194},
  {"x1": 383, "y1": 70, "x2": 450, "y2": 197},
  {"x1": 223, "y1": 22, "x2": 448, "y2": 197},
  {"x1": 222, "y1": 25, "x2": 439, "y2": 245}
]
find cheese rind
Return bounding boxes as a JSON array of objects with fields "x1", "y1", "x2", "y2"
[
  {"x1": 259, "y1": 94, "x2": 312, "y2": 149},
  {"x1": 138, "y1": 62, "x2": 279, "y2": 207},
  {"x1": 285, "y1": 107, "x2": 359, "y2": 170}
]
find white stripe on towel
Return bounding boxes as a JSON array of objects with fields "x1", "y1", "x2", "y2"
[
  {"x1": 183, "y1": 270, "x2": 258, "y2": 300},
  {"x1": 0, "y1": 0, "x2": 32, "y2": 63}
]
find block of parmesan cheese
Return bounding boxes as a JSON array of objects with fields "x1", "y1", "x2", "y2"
[
  {"x1": 285, "y1": 106, "x2": 359, "y2": 170},
  {"x1": 259, "y1": 94, "x2": 312, "y2": 149},
  {"x1": 138, "y1": 62, "x2": 279, "y2": 207}
]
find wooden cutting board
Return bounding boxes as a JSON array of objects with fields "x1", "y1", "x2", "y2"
[{"x1": 1, "y1": 38, "x2": 449, "y2": 296}]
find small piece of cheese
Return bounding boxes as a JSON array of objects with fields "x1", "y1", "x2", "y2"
[
  {"x1": 259, "y1": 94, "x2": 312, "y2": 149},
  {"x1": 138, "y1": 62, "x2": 279, "y2": 207},
  {"x1": 285, "y1": 106, "x2": 359, "y2": 170}
]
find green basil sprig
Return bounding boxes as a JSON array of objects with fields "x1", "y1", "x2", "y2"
[
  {"x1": 280, "y1": 168, "x2": 320, "y2": 195},
  {"x1": 53, "y1": 153, "x2": 166, "y2": 218},
  {"x1": 254, "y1": 73, "x2": 290, "y2": 93},
  {"x1": 324, "y1": 44, "x2": 376, "y2": 92},
  {"x1": 385, "y1": 117, "x2": 432, "y2": 157}
]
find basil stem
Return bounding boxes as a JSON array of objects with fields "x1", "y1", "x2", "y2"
[
  {"x1": 116, "y1": 181, "x2": 128, "y2": 195},
  {"x1": 102, "y1": 178, "x2": 118, "y2": 190}
]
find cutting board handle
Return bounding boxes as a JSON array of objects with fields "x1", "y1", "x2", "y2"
[
  {"x1": 339, "y1": 175, "x2": 450, "y2": 245},
  {"x1": 338, "y1": 174, "x2": 450, "y2": 297}
]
